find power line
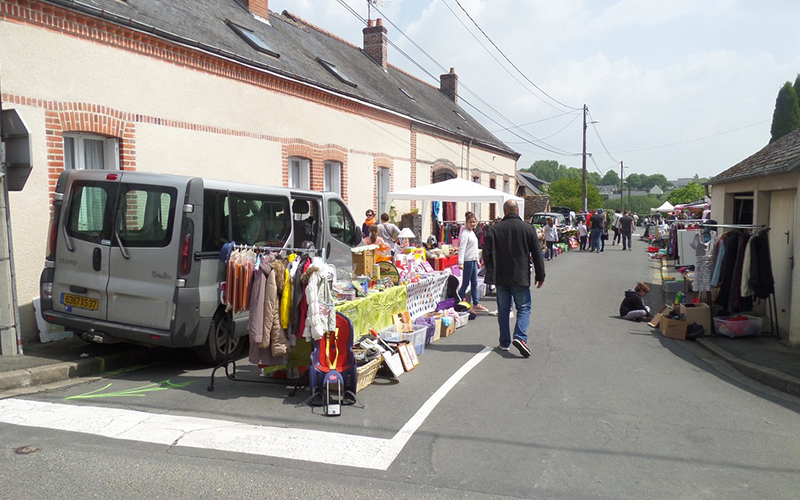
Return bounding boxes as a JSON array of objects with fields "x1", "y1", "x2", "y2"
[
  {"x1": 360, "y1": 2, "x2": 581, "y2": 156},
  {"x1": 610, "y1": 119, "x2": 770, "y2": 154},
  {"x1": 449, "y1": 0, "x2": 581, "y2": 112},
  {"x1": 438, "y1": 0, "x2": 570, "y2": 114},
  {"x1": 586, "y1": 108, "x2": 619, "y2": 164},
  {"x1": 490, "y1": 110, "x2": 581, "y2": 133}
]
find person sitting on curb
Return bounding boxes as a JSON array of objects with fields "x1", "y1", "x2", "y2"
[{"x1": 619, "y1": 282, "x2": 652, "y2": 321}]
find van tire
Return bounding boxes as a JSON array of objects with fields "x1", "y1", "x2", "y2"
[{"x1": 196, "y1": 308, "x2": 245, "y2": 365}]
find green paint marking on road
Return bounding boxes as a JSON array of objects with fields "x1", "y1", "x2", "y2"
[{"x1": 64, "y1": 379, "x2": 195, "y2": 400}]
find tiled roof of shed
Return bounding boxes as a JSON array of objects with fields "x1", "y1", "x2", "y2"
[
  {"x1": 53, "y1": 0, "x2": 518, "y2": 158},
  {"x1": 709, "y1": 127, "x2": 800, "y2": 185}
]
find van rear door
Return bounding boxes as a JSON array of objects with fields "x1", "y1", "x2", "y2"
[
  {"x1": 105, "y1": 173, "x2": 185, "y2": 331},
  {"x1": 51, "y1": 171, "x2": 119, "y2": 321}
]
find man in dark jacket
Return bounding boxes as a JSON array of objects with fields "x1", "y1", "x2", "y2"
[
  {"x1": 619, "y1": 211, "x2": 634, "y2": 251},
  {"x1": 483, "y1": 200, "x2": 545, "y2": 358}
]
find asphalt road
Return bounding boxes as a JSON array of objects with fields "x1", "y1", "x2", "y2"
[{"x1": 1, "y1": 243, "x2": 799, "y2": 499}]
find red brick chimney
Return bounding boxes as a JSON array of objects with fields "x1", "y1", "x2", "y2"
[
  {"x1": 363, "y1": 18, "x2": 388, "y2": 70},
  {"x1": 241, "y1": 0, "x2": 269, "y2": 21},
  {"x1": 440, "y1": 67, "x2": 458, "y2": 103}
]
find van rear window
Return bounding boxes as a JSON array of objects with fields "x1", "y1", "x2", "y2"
[
  {"x1": 66, "y1": 181, "x2": 117, "y2": 244},
  {"x1": 117, "y1": 185, "x2": 177, "y2": 247}
]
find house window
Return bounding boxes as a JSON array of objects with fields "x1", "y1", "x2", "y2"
[
  {"x1": 472, "y1": 177, "x2": 481, "y2": 221},
  {"x1": 733, "y1": 193, "x2": 754, "y2": 225},
  {"x1": 376, "y1": 167, "x2": 390, "y2": 216},
  {"x1": 63, "y1": 133, "x2": 119, "y2": 170},
  {"x1": 316, "y1": 58, "x2": 357, "y2": 87},
  {"x1": 503, "y1": 180, "x2": 510, "y2": 194},
  {"x1": 324, "y1": 161, "x2": 342, "y2": 194},
  {"x1": 289, "y1": 157, "x2": 311, "y2": 190},
  {"x1": 226, "y1": 20, "x2": 279, "y2": 58}
]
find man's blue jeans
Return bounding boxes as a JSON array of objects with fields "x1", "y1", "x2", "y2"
[
  {"x1": 590, "y1": 228, "x2": 602, "y2": 252},
  {"x1": 496, "y1": 285, "x2": 531, "y2": 347}
]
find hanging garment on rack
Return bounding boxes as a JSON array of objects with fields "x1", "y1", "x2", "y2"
[
  {"x1": 248, "y1": 258, "x2": 290, "y2": 366},
  {"x1": 301, "y1": 265, "x2": 336, "y2": 341},
  {"x1": 280, "y1": 254, "x2": 296, "y2": 329},
  {"x1": 749, "y1": 229, "x2": 775, "y2": 299},
  {"x1": 291, "y1": 256, "x2": 313, "y2": 338},
  {"x1": 715, "y1": 231, "x2": 741, "y2": 310},
  {"x1": 740, "y1": 236, "x2": 755, "y2": 298},
  {"x1": 730, "y1": 233, "x2": 753, "y2": 312}
]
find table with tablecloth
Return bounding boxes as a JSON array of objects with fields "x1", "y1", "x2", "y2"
[{"x1": 336, "y1": 273, "x2": 449, "y2": 337}]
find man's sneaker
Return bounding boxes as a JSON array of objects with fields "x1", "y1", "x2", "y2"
[
  {"x1": 497, "y1": 345, "x2": 510, "y2": 351},
  {"x1": 513, "y1": 338, "x2": 531, "y2": 358}
]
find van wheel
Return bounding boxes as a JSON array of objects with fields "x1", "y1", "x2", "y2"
[{"x1": 196, "y1": 309, "x2": 246, "y2": 365}]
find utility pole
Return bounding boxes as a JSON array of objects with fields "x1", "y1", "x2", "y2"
[
  {"x1": 581, "y1": 104, "x2": 587, "y2": 213},
  {"x1": 619, "y1": 161, "x2": 624, "y2": 213}
]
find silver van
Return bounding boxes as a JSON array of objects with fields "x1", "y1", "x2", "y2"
[{"x1": 39, "y1": 170, "x2": 362, "y2": 363}]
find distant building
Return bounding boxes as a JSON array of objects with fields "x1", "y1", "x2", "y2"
[
  {"x1": 597, "y1": 185, "x2": 617, "y2": 196},
  {"x1": 669, "y1": 177, "x2": 699, "y2": 188},
  {"x1": 516, "y1": 172, "x2": 549, "y2": 196},
  {"x1": 650, "y1": 185, "x2": 664, "y2": 195}
]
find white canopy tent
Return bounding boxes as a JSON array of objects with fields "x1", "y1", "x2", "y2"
[
  {"x1": 385, "y1": 177, "x2": 525, "y2": 240},
  {"x1": 651, "y1": 200, "x2": 675, "y2": 213}
]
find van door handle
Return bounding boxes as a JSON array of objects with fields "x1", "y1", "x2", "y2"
[
  {"x1": 114, "y1": 230, "x2": 130, "y2": 260},
  {"x1": 69, "y1": 285, "x2": 88, "y2": 294},
  {"x1": 326, "y1": 242, "x2": 331, "y2": 260},
  {"x1": 92, "y1": 247, "x2": 101, "y2": 271}
]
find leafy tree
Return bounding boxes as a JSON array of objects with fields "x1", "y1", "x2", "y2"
[
  {"x1": 667, "y1": 182, "x2": 706, "y2": 205},
  {"x1": 522, "y1": 160, "x2": 560, "y2": 182},
  {"x1": 547, "y1": 177, "x2": 602, "y2": 211},
  {"x1": 646, "y1": 174, "x2": 669, "y2": 190},
  {"x1": 770, "y1": 81, "x2": 800, "y2": 143},
  {"x1": 587, "y1": 172, "x2": 602, "y2": 186},
  {"x1": 601, "y1": 170, "x2": 620, "y2": 187}
]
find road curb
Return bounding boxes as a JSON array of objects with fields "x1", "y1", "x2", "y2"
[
  {"x1": 0, "y1": 348, "x2": 162, "y2": 393},
  {"x1": 697, "y1": 338, "x2": 800, "y2": 398}
]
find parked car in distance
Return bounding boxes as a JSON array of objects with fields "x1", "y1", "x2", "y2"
[{"x1": 530, "y1": 212, "x2": 567, "y2": 227}]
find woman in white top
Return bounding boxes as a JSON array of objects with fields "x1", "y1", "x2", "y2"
[
  {"x1": 544, "y1": 217, "x2": 559, "y2": 261},
  {"x1": 458, "y1": 212, "x2": 488, "y2": 312}
]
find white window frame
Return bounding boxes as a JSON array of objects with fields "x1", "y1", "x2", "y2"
[
  {"x1": 63, "y1": 132, "x2": 119, "y2": 170},
  {"x1": 472, "y1": 177, "x2": 482, "y2": 221},
  {"x1": 376, "y1": 167, "x2": 391, "y2": 216},
  {"x1": 324, "y1": 160, "x2": 342, "y2": 194},
  {"x1": 289, "y1": 157, "x2": 311, "y2": 189},
  {"x1": 503, "y1": 179, "x2": 510, "y2": 194}
]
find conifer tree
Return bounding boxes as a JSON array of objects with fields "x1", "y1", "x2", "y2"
[{"x1": 770, "y1": 81, "x2": 800, "y2": 143}]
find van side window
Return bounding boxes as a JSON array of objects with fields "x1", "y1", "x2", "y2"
[
  {"x1": 204, "y1": 192, "x2": 291, "y2": 250},
  {"x1": 117, "y1": 185, "x2": 177, "y2": 247},
  {"x1": 328, "y1": 199, "x2": 360, "y2": 246},
  {"x1": 66, "y1": 181, "x2": 117, "y2": 244}
]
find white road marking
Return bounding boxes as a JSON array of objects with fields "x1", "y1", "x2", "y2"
[{"x1": 0, "y1": 346, "x2": 493, "y2": 470}]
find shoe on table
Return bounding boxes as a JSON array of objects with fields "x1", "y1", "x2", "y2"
[
  {"x1": 497, "y1": 344, "x2": 510, "y2": 351},
  {"x1": 513, "y1": 338, "x2": 531, "y2": 358}
]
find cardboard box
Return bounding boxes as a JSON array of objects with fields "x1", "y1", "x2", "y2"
[
  {"x1": 648, "y1": 305, "x2": 689, "y2": 340},
  {"x1": 680, "y1": 303, "x2": 711, "y2": 335},
  {"x1": 440, "y1": 318, "x2": 456, "y2": 338}
]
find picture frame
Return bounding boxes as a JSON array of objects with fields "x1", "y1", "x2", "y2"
[
  {"x1": 398, "y1": 342, "x2": 415, "y2": 371},
  {"x1": 406, "y1": 343, "x2": 420, "y2": 367}
]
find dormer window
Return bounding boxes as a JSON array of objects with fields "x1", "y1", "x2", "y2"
[
  {"x1": 399, "y1": 88, "x2": 414, "y2": 100},
  {"x1": 227, "y1": 20, "x2": 279, "y2": 58},
  {"x1": 316, "y1": 58, "x2": 357, "y2": 88}
]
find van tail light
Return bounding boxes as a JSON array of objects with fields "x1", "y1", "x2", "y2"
[
  {"x1": 45, "y1": 205, "x2": 60, "y2": 261},
  {"x1": 179, "y1": 220, "x2": 194, "y2": 276}
]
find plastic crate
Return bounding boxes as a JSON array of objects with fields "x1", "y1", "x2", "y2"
[
  {"x1": 714, "y1": 315, "x2": 763, "y2": 338},
  {"x1": 380, "y1": 324, "x2": 426, "y2": 355},
  {"x1": 663, "y1": 279, "x2": 684, "y2": 293},
  {"x1": 456, "y1": 312, "x2": 469, "y2": 328}
]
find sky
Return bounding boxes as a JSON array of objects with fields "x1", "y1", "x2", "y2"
[{"x1": 269, "y1": 0, "x2": 800, "y2": 181}]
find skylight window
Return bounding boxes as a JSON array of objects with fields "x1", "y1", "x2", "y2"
[
  {"x1": 399, "y1": 87, "x2": 414, "y2": 100},
  {"x1": 453, "y1": 110, "x2": 467, "y2": 121},
  {"x1": 227, "y1": 20, "x2": 279, "y2": 58},
  {"x1": 316, "y1": 57, "x2": 357, "y2": 88}
]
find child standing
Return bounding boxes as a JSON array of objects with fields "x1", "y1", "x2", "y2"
[
  {"x1": 619, "y1": 282, "x2": 651, "y2": 321},
  {"x1": 577, "y1": 219, "x2": 588, "y2": 251},
  {"x1": 543, "y1": 217, "x2": 558, "y2": 261},
  {"x1": 458, "y1": 212, "x2": 488, "y2": 312}
]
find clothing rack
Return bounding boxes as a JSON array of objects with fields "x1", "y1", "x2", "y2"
[
  {"x1": 207, "y1": 245, "x2": 324, "y2": 395},
  {"x1": 698, "y1": 224, "x2": 779, "y2": 339}
]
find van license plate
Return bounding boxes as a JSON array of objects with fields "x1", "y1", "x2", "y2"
[{"x1": 62, "y1": 293, "x2": 99, "y2": 311}]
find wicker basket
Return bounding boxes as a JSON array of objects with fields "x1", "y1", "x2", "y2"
[{"x1": 356, "y1": 357, "x2": 382, "y2": 392}]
